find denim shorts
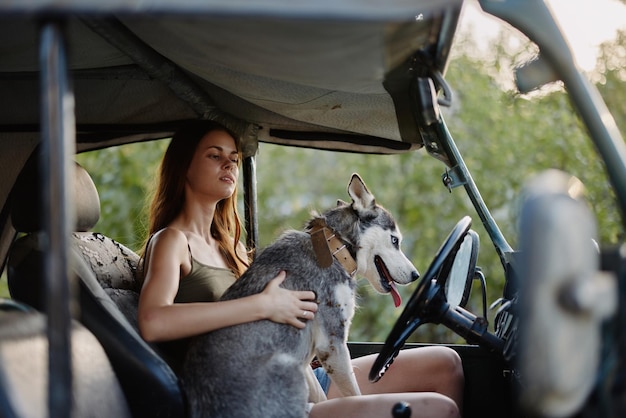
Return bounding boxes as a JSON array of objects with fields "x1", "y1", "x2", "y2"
[{"x1": 313, "y1": 367, "x2": 331, "y2": 394}]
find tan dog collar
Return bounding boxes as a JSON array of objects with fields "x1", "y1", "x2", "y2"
[{"x1": 308, "y1": 219, "x2": 357, "y2": 277}]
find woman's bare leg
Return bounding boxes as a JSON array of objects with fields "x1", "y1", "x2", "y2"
[
  {"x1": 327, "y1": 346, "x2": 464, "y2": 410},
  {"x1": 310, "y1": 392, "x2": 460, "y2": 418}
]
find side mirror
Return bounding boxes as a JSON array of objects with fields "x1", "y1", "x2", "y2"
[
  {"x1": 517, "y1": 169, "x2": 617, "y2": 416},
  {"x1": 442, "y1": 230, "x2": 479, "y2": 308}
]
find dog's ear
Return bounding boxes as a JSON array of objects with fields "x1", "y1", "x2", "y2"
[{"x1": 348, "y1": 173, "x2": 376, "y2": 212}]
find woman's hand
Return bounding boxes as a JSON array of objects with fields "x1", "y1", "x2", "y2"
[{"x1": 261, "y1": 271, "x2": 318, "y2": 329}]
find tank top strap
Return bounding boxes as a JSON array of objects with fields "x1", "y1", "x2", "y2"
[{"x1": 185, "y1": 241, "x2": 193, "y2": 267}]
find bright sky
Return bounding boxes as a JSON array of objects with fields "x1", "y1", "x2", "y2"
[{"x1": 461, "y1": 0, "x2": 626, "y2": 71}]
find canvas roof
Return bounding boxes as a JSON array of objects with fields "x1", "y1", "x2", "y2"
[{"x1": 0, "y1": 0, "x2": 463, "y2": 155}]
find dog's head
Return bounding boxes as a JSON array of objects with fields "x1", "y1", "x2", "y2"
[{"x1": 329, "y1": 173, "x2": 419, "y2": 307}]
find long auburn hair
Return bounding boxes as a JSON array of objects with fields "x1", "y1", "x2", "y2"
[{"x1": 144, "y1": 120, "x2": 249, "y2": 277}]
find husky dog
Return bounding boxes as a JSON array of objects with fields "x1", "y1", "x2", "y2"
[{"x1": 182, "y1": 173, "x2": 419, "y2": 418}]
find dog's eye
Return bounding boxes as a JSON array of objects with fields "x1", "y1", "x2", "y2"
[{"x1": 391, "y1": 235, "x2": 399, "y2": 249}]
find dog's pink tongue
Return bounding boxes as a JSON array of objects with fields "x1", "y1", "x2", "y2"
[{"x1": 389, "y1": 281, "x2": 402, "y2": 308}]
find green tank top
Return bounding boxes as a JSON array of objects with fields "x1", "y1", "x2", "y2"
[
  {"x1": 175, "y1": 257, "x2": 237, "y2": 303},
  {"x1": 156, "y1": 241, "x2": 237, "y2": 374}
]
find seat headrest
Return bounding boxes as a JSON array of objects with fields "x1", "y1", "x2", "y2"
[{"x1": 11, "y1": 158, "x2": 101, "y2": 233}]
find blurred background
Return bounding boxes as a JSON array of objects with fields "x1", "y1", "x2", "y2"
[{"x1": 67, "y1": 0, "x2": 626, "y2": 344}]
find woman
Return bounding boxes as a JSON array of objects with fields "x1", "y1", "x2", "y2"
[{"x1": 138, "y1": 120, "x2": 464, "y2": 418}]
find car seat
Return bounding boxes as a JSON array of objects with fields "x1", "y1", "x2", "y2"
[
  {"x1": 7, "y1": 154, "x2": 186, "y2": 418},
  {"x1": 0, "y1": 300, "x2": 132, "y2": 417}
]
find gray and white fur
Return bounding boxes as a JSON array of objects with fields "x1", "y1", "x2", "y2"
[{"x1": 182, "y1": 173, "x2": 419, "y2": 418}]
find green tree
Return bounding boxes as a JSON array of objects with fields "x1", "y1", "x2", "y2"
[
  {"x1": 254, "y1": 33, "x2": 625, "y2": 343},
  {"x1": 76, "y1": 140, "x2": 169, "y2": 251}
]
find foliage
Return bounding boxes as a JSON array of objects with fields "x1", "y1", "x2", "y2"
[
  {"x1": 74, "y1": 30, "x2": 625, "y2": 345},
  {"x1": 76, "y1": 140, "x2": 169, "y2": 251}
]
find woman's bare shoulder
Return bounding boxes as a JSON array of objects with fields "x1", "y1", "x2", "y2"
[
  {"x1": 143, "y1": 227, "x2": 191, "y2": 278},
  {"x1": 153, "y1": 226, "x2": 186, "y2": 239},
  {"x1": 150, "y1": 227, "x2": 188, "y2": 252}
]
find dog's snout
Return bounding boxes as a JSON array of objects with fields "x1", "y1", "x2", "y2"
[{"x1": 411, "y1": 270, "x2": 420, "y2": 282}]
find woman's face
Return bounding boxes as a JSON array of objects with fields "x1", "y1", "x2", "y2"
[{"x1": 185, "y1": 129, "x2": 240, "y2": 202}]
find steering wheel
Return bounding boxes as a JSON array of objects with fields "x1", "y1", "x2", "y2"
[{"x1": 369, "y1": 216, "x2": 472, "y2": 382}]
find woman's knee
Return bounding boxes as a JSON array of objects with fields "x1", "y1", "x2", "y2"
[
  {"x1": 401, "y1": 345, "x2": 464, "y2": 380},
  {"x1": 427, "y1": 347, "x2": 464, "y2": 409},
  {"x1": 397, "y1": 346, "x2": 464, "y2": 405},
  {"x1": 436, "y1": 346, "x2": 464, "y2": 383}
]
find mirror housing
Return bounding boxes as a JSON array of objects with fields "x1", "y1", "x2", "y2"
[
  {"x1": 517, "y1": 170, "x2": 617, "y2": 417},
  {"x1": 443, "y1": 230, "x2": 479, "y2": 308}
]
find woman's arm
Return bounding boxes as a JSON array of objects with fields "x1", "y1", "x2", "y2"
[{"x1": 137, "y1": 228, "x2": 318, "y2": 342}]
